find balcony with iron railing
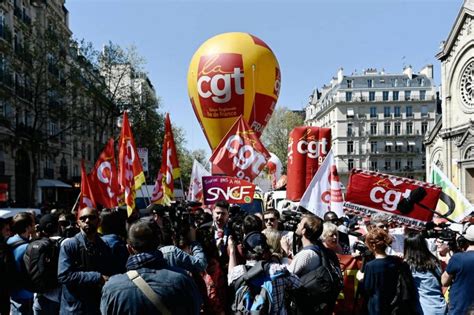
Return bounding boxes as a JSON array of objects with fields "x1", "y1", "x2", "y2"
[{"x1": 0, "y1": 24, "x2": 12, "y2": 43}]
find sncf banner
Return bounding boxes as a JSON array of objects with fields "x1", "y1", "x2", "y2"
[
  {"x1": 202, "y1": 176, "x2": 256, "y2": 204},
  {"x1": 345, "y1": 169, "x2": 442, "y2": 227},
  {"x1": 286, "y1": 127, "x2": 331, "y2": 201}
]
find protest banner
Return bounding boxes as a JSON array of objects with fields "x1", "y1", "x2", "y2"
[{"x1": 202, "y1": 176, "x2": 256, "y2": 204}]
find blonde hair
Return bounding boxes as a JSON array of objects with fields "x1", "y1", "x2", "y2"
[
  {"x1": 321, "y1": 222, "x2": 338, "y2": 241},
  {"x1": 262, "y1": 228, "x2": 282, "y2": 254}
]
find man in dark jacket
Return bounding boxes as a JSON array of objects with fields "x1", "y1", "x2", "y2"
[
  {"x1": 100, "y1": 220, "x2": 201, "y2": 314},
  {"x1": 57, "y1": 207, "x2": 114, "y2": 315}
]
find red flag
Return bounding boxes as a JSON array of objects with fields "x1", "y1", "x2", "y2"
[
  {"x1": 152, "y1": 113, "x2": 180, "y2": 204},
  {"x1": 90, "y1": 138, "x2": 120, "y2": 208},
  {"x1": 118, "y1": 112, "x2": 145, "y2": 216},
  {"x1": 79, "y1": 160, "x2": 96, "y2": 210},
  {"x1": 210, "y1": 116, "x2": 270, "y2": 182}
]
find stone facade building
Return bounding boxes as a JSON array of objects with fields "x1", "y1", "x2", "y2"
[
  {"x1": 426, "y1": 0, "x2": 474, "y2": 202},
  {"x1": 305, "y1": 66, "x2": 438, "y2": 185}
]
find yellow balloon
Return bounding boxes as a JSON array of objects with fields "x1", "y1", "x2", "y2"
[{"x1": 187, "y1": 32, "x2": 280, "y2": 150}]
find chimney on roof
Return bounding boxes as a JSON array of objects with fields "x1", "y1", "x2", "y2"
[
  {"x1": 420, "y1": 65, "x2": 434, "y2": 79},
  {"x1": 403, "y1": 65, "x2": 413, "y2": 79},
  {"x1": 337, "y1": 68, "x2": 344, "y2": 84}
]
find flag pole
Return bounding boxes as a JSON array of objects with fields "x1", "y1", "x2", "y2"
[
  {"x1": 142, "y1": 183, "x2": 152, "y2": 206},
  {"x1": 179, "y1": 177, "x2": 186, "y2": 201},
  {"x1": 71, "y1": 193, "x2": 80, "y2": 214}
]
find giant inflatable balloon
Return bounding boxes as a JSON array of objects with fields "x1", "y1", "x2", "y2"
[{"x1": 187, "y1": 32, "x2": 281, "y2": 150}]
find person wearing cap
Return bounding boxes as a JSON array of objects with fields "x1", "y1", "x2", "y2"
[
  {"x1": 441, "y1": 224, "x2": 474, "y2": 314},
  {"x1": 227, "y1": 231, "x2": 300, "y2": 314}
]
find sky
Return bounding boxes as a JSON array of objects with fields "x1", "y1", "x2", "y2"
[{"x1": 67, "y1": 0, "x2": 463, "y2": 157}]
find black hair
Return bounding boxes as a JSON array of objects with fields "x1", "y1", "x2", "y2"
[
  {"x1": 11, "y1": 212, "x2": 34, "y2": 235},
  {"x1": 215, "y1": 200, "x2": 230, "y2": 211},
  {"x1": 100, "y1": 209, "x2": 126, "y2": 238},
  {"x1": 127, "y1": 220, "x2": 161, "y2": 253},
  {"x1": 243, "y1": 215, "x2": 263, "y2": 235},
  {"x1": 404, "y1": 232, "x2": 440, "y2": 272}
]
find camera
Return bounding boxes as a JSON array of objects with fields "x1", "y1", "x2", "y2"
[
  {"x1": 280, "y1": 210, "x2": 302, "y2": 232},
  {"x1": 422, "y1": 222, "x2": 457, "y2": 241}
]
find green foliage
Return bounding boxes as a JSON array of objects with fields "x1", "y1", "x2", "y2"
[{"x1": 261, "y1": 107, "x2": 305, "y2": 173}]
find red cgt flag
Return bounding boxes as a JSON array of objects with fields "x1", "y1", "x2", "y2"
[
  {"x1": 152, "y1": 113, "x2": 181, "y2": 204},
  {"x1": 89, "y1": 138, "x2": 120, "y2": 208},
  {"x1": 80, "y1": 160, "x2": 96, "y2": 210},
  {"x1": 210, "y1": 116, "x2": 270, "y2": 182},
  {"x1": 118, "y1": 112, "x2": 145, "y2": 216}
]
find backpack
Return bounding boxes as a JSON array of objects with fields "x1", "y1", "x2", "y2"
[
  {"x1": 23, "y1": 237, "x2": 61, "y2": 293},
  {"x1": 390, "y1": 261, "x2": 420, "y2": 315},
  {"x1": 2, "y1": 238, "x2": 31, "y2": 292},
  {"x1": 231, "y1": 261, "x2": 283, "y2": 314},
  {"x1": 288, "y1": 245, "x2": 344, "y2": 314}
]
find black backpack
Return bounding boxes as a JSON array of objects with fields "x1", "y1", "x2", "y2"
[
  {"x1": 23, "y1": 237, "x2": 61, "y2": 293},
  {"x1": 288, "y1": 245, "x2": 344, "y2": 314}
]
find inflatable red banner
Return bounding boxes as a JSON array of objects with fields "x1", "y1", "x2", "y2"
[
  {"x1": 345, "y1": 169, "x2": 442, "y2": 227},
  {"x1": 202, "y1": 176, "x2": 256, "y2": 204},
  {"x1": 286, "y1": 127, "x2": 331, "y2": 201}
]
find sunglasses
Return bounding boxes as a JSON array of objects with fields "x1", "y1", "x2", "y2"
[
  {"x1": 264, "y1": 218, "x2": 276, "y2": 223},
  {"x1": 79, "y1": 215, "x2": 98, "y2": 222}
]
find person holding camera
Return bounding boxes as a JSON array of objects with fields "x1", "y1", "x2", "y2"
[{"x1": 442, "y1": 225, "x2": 474, "y2": 314}]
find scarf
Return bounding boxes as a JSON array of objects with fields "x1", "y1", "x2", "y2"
[{"x1": 126, "y1": 250, "x2": 166, "y2": 271}]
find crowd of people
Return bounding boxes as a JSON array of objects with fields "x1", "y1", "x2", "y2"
[{"x1": 0, "y1": 199, "x2": 474, "y2": 315}]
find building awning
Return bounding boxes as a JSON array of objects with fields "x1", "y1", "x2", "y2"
[
  {"x1": 408, "y1": 141, "x2": 416, "y2": 146},
  {"x1": 396, "y1": 141, "x2": 404, "y2": 146},
  {"x1": 385, "y1": 141, "x2": 393, "y2": 146},
  {"x1": 37, "y1": 179, "x2": 72, "y2": 188},
  {"x1": 347, "y1": 109, "x2": 354, "y2": 117}
]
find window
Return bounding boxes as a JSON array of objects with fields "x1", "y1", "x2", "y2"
[
  {"x1": 347, "y1": 80, "x2": 353, "y2": 88},
  {"x1": 421, "y1": 105, "x2": 428, "y2": 117},
  {"x1": 422, "y1": 121, "x2": 428, "y2": 134},
  {"x1": 87, "y1": 144, "x2": 91, "y2": 161},
  {"x1": 394, "y1": 106, "x2": 401, "y2": 117},
  {"x1": 407, "y1": 159, "x2": 413, "y2": 170},
  {"x1": 385, "y1": 159, "x2": 391, "y2": 170},
  {"x1": 393, "y1": 79, "x2": 399, "y2": 87},
  {"x1": 385, "y1": 141, "x2": 393, "y2": 152},
  {"x1": 370, "y1": 160, "x2": 378, "y2": 171},
  {"x1": 370, "y1": 106, "x2": 377, "y2": 118},
  {"x1": 73, "y1": 165, "x2": 79, "y2": 177},
  {"x1": 370, "y1": 122, "x2": 377, "y2": 135},
  {"x1": 369, "y1": 91, "x2": 375, "y2": 101},
  {"x1": 384, "y1": 106, "x2": 391, "y2": 118},
  {"x1": 393, "y1": 91, "x2": 399, "y2": 101},
  {"x1": 368, "y1": 79, "x2": 374, "y2": 88},
  {"x1": 406, "y1": 106, "x2": 413, "y2": 117},
  {"x1": 406, "y1": 122, "x2": 413, "y2": 134},
  {"x1": 347, "y1": 123, "x2": 353, "y2": 136},
  {"x1": 370, "y1": 141, "x2": 377, "y2": 153},
  {"x1": 347, "y1": 141, "x2": 354, "y2": 154},
  {"x1": 395, "y1": 159, "x2": 401, "y2": 170},
  {"x1": 383, "y1": 91, "x2": 389, "y2": 101},
  {"x1": 384, "y1": 122, "x2": 391, "y2": 135},
  {"x1": 346, "y1": 92, "x2": 352, "y2": 102},
  {"x1": 348, "y1": 158, "x2": 354, "y2": 170},
  {"x1": 405, "y1": 90, "x2": 411, "y2": 100},
  {"x1": 395, "y1": 142, "x2": 403, "y2": 152},
  {"x1": 347, "y1": 108, "x2": 354, "y2": 118},
  {"x1": 407, "y1": 142, "x2": 415, "y2": 152},
  {"x1": 394, "y1": 122, "x2": 401, "y2": 135},
  {"x1": 420, "y1": 90, "x2": 426, "y2": 100}
]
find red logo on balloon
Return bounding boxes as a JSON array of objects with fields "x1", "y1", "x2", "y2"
[{"x1": 197, "y1": 53, "x2": 245, "y2": 119}]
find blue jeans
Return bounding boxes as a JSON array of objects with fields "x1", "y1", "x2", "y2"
[
  {"x1": 10, "y1": 298, "x2": 33, "y2": 315},
  {"x1": 33, "y1": 294, "x2": 59, "y2": 315}
]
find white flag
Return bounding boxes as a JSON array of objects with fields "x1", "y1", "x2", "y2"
[
  {"x1": 299, "y1": 150, "x2": 344, "y2": 218},
  {"x1": 188, "y1": 160, "x2": 211, "y2": 202}
]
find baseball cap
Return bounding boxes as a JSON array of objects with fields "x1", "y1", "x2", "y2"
[
  {"x1": 463, "y1": 225, "x2": 474, "y2": 242},
  {"x1": 38, "y1": 214, "x2": 58, "y2": 234},
  {"x1": 243, "y1": 232, "x2": 269, "y2": 253}
]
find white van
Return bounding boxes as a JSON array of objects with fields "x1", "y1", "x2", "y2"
[{"x1": 135, "y1": 185, "x2": 185, "y2": 210}]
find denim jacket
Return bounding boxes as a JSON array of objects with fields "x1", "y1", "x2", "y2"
[
  {"x1": 159, "y1": 241, "x2": 208, "y2": 273},
  {"x1": 100, "y1": 251, "x2": 202, "y2": 315},
  {"x1": 57, "y1": 232, "x2": 113, "y2": 315}
]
